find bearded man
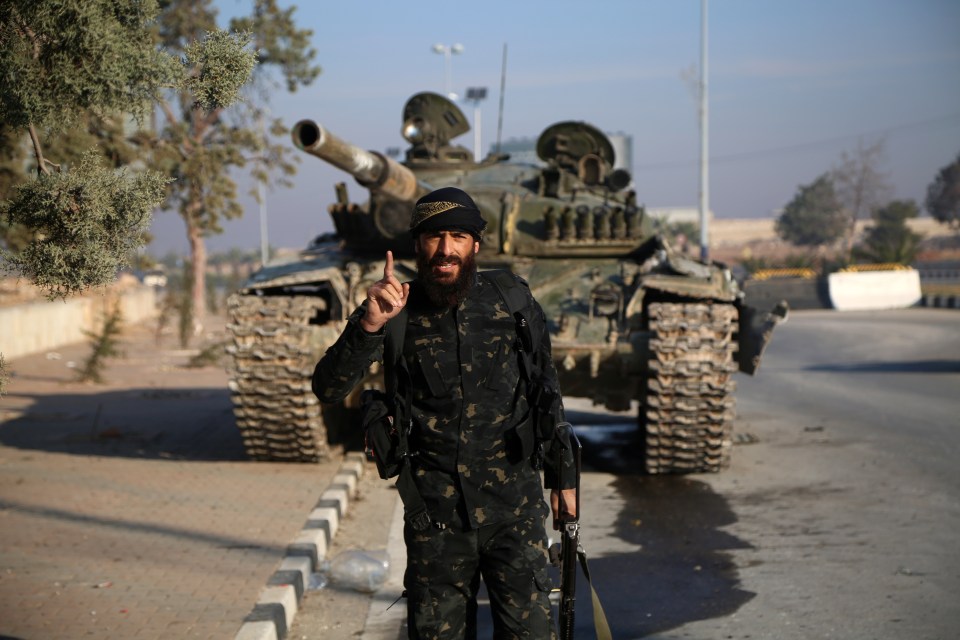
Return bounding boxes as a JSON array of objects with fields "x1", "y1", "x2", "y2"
[{"x1": 312, "y1": 186, "x2": 575, "y2": 639}]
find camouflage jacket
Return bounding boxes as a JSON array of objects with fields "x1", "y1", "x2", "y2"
[{"x1": 312, "y1": 272, "x2": 571, "y2": 530}]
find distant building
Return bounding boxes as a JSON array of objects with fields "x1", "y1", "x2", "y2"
[{"x1": 646, "y1": 207, "x2": 713, "y2": 225}]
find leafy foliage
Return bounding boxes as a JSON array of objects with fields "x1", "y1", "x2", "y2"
[
  {"x1": 229, "y1": 0, "x2": 321, "y2": 93},
  {"x1": 150, "y1": 0, "x2": 319, "y2": 336},
  {"x1": 2, "y1": 112, "x2": 157, "y2": 253},
  {"x1": 76, "y1": 303, "x2": 125, "y2": 384},
  {"x1": 831, "y1": 139, "x2": 892, "y2": 257},
  {"x1": 925, "y1": 152, "x2": 960, "y2": 229},
  {"x1": 0, "y1": 0, "x2": 258, "y2": 300},
  {"x1": 775, "y1": 174, "x2": 847, "y2": 247},
  {"x1": 852, "y1": 200, "x2": 923, "y2": 264},
  {"x1": 184, "y1": 30, "x2": 257, "y2": 111},
  {"x1": 0, "y1": 125, "x2": 31, "y2": 251},
  {"x1": 0, "y1": 152, "x2": 168, "y2": 299},
  {"x1": 0, "y1": 0, "x2": 177, "y2": 131}
]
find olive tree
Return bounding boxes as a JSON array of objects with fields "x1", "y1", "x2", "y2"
[
  {"x1": 852, "y1": 200, "x2": 923, "y2": 265},
  {"x1": 0, "y1": 0, "x2": 256, "y2": 298},
  {"x1": 925, "y1": 152, "x2": 960, "y2": 229},
  {"x1": 775, "y1": 174, "x2": 848, "y2": 247},
  {"x1": 152, "y1": 0, "x2": 319, "y2": 335}
]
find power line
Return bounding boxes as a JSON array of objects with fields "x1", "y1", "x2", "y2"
[{"x1": 636, "y1": 111, "x2": 960, "y2": 172}]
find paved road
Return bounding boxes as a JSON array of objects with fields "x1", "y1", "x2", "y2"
[
  {"x1": 326, "y1": 308, "x2": 960, "y2": 640},
  {"x1": 4, "y1": 308, "x2": 956, "y2": 639},
  {"x1": 566, "y1": 308, "x2": 960, "y2": 640},
  {"x1": 0, "y1": 320, "x2": 344, "y2": 639}
]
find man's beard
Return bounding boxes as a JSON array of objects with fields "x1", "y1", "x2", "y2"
[{"x1": 417, "y1": 250, "x2": 477, "y2": 308}]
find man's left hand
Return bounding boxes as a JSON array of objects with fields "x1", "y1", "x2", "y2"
[{"x1": 550, "y1": 488, "x2": 577, "y2": 530}]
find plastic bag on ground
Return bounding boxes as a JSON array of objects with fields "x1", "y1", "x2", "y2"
[{"x1": 322, "y1": 549, "x2": 390, "y2": 593}]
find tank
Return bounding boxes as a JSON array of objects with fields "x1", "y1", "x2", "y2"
[{"x1": 226, "y1": 92, "x2": 787, "y2": 473}]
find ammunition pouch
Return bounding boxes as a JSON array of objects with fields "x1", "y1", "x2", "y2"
[
  {"x1": 360, "y1": 389, "x2": 401, "y2": 480},
  {"x1": 360, "y1": 388, "x2": 435, "y2": 531}
]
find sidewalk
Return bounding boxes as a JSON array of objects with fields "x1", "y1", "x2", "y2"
[{"x1": 0, "y1": 317, "x2": 342, "y2": 639}]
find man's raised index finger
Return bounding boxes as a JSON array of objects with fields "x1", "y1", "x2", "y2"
[{"x1": 384, "y1": 250, "x2": 394, "y2": 279}]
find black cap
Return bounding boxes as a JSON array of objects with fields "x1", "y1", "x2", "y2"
[{"x1": 410, "y1": 187, "x2": 487, "y2": 240}]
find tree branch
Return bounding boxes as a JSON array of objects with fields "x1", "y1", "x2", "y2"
[{"x1": 28, "y1": 124, "x2": 51, "y2": 176}]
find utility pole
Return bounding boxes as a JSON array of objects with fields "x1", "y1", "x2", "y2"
[
  {"x1": 699, "y1": 0, "x2": 710, "y2": 263},
  {"x1": 465, "y1": 87, "x2": 488, "y2": 163},
  {"x1": 432, "y1": 43, "x2": 464, "y2": 100}
]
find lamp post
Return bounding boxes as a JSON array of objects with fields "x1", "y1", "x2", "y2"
[
  {"x1": 432, "y1": 43, "x2": 464, "y2": 100},
  {"x1": 698, "y1": 0, "x2": 710, "y2": 263},
  {"x1": 465, "y1": 87, "x2": 487, "y2": 163}
]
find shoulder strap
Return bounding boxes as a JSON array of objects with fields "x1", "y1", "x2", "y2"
[
  {"x1": 383, "y1": 305, "x2": 408, "y2": 399},
  {"x1": 481, "y1": 269, "x2": 531, "y2": 318},
  {"x1": 380, "y1": 304, "x2": 434, "y2": 531}
]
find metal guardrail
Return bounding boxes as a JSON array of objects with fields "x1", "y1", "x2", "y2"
[{"x1": 750, "y1": 268, "x2": 817, "y2": 281}]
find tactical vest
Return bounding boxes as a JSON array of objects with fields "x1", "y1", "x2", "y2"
[{"x1": 361, "y1": 269, "x2": 557, "y2": 530}]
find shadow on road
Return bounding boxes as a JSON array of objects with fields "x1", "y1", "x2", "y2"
[
  {"x1": 561, "y1": 418, "x2": 756, "y2": 638},
  {"x1": 0, "y1": 387, "x2": 247, "y2": 462},
  {"x1": 807, "y1": 359, "x2": 960, "y2": 374}
]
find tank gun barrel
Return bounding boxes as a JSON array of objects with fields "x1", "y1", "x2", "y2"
[{"x1": 292, "y1": 119, "x2": 419, "y2": 202}]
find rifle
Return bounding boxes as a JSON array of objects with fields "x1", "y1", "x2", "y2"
[{"x1": 550, "y1": 422, "x2": 612, "y2": 640}]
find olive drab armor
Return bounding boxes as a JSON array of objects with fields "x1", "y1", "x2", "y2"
[{"x1": 226, "y1": 90, "x2": 788, "y2": 474}]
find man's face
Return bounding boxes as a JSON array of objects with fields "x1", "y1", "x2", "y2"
[
  {"x1": 416, "y1": 230, "x2": 480, "y2": 283},
  {"x1": 415, "y1": 230, "x2": 480, "y2": 307}
]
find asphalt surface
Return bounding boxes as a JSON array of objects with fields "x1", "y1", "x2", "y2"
[{"x1": 2, "y1": 307, "x2": 957, "y2": 639}]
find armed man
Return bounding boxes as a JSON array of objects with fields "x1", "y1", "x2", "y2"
[{"x1": 312, "y1": 186, "x2": 577, "y2": 639}]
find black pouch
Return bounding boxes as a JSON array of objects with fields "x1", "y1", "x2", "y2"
[
  {"x1": 506, "y1": 413, "x2": 536, "y2": 465},
  {"x1": 360, "y1": 389, "x2": 402, "y2": 480}
]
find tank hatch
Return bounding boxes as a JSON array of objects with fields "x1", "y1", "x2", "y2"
[
  {"x1": 536, "y1": 121, "x2": 631, "y2": 193},
  {"x1": 401, "y1": 92, "x2": 473, "y2": 163}
]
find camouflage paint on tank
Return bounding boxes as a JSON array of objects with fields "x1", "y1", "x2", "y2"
[{"x1": 226, "y1": 91, "x2": 788, "y2": 473}]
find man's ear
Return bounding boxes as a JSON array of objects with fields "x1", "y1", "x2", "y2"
[{"x1": 473, "y1": 241, "x2": 480, "y2": 254}]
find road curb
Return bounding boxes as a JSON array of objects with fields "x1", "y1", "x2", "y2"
[{"x1": 234, "y1": 451, "x2": 368, "y2": 640}]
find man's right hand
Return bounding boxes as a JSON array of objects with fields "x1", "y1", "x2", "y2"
[{"x1": 359, "y1": 251, "x2": 410, "y2": 333}]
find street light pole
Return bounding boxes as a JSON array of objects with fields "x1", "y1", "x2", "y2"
[
  {"x1": 465, "y1": 87, "x2": 488, "y2": 163},
  {"x1": 432, "y1": 43, "x2": 464, "y2": 100},
  {"x1": 698, "y1": 0, "x2": 710, "y2": 263}
]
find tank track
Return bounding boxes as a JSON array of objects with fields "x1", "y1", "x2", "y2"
[
  {"x1": 643, "y1": 301, "x2": 739, "y2": 474},
  {"x1": 226, "y1": 294, "x2": 330, "y2": 462}
]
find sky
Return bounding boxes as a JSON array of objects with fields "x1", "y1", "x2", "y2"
[{"x1": 147, "y1": 0, "x2": 960, "y2": 256}]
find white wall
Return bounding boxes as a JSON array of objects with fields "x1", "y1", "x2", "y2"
[{"x1": 1, "y1": 286, "x2": 159, "y2": 360}]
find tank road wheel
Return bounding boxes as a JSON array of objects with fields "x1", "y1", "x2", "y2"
[
  {"x1": 643, "y1": 302, "x2": 739, "y2": 474},
  {"x1": 226, "y1": 294, "x2": 333, "y2": 462}
]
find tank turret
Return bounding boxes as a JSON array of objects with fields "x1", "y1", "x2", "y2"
[{"x1": 226, "y1": 90, "x2": 788, "y2": 474}]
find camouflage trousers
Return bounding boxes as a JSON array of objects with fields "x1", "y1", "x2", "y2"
[{"x1": 403, "y1": 514, "x2": 555, "y2": 640}]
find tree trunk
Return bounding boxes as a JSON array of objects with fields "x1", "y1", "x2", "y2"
[{"x1": 185, "y1": 212, "x2": 206, "y2": 338}]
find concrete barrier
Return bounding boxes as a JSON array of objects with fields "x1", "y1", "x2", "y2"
[
  {"x1": 827, "y1": 269, "x2": 922, "y2": 311},
  {"x1": 0, "y1": 286, "x2": 159, "y2": 360}
]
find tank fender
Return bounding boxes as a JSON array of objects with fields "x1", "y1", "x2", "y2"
[{"x1": 736, "y1": 299, "x2": 789, "y2": 375}]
